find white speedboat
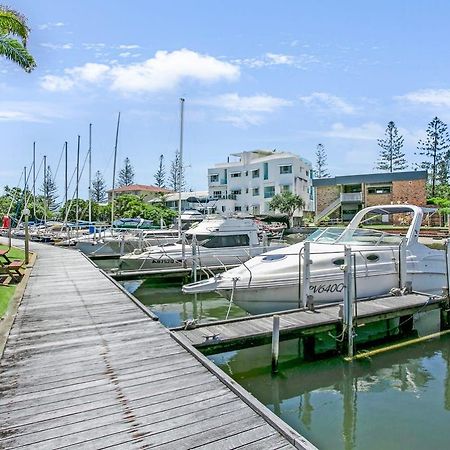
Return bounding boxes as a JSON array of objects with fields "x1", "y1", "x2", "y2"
[
  {"x1": 183, "y1": 205, "x2": 447, "y2": 314},
  {"x1": 119, "y1": 216, "x2": 285, "y2": 271}
]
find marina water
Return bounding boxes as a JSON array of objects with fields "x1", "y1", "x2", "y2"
[{"x1": 121, "y1": 276, "x2": 450, "y2": 449}]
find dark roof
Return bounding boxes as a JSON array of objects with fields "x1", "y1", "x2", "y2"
[
  {"x1": 107, "y1": 184, "x2": 172, "y2": 193},
  {"x1": 313, "y1": 170, "x2": 427, "y2": 187}
]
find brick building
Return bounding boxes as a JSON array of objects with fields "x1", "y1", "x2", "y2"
[
  {"x1": 313, "y1": 171, "x2": 427, "y2": 223},
  {"x1": 107, "y1": 184, "x2": 171, "y2": 203}
]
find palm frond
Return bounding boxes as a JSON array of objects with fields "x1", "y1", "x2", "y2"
[
  {"x1": 0, "y1": 7, "x2": 29, "y2": 44},
  {"x1": 0, "y1": 36, "x2": 36, "y2": 72}
]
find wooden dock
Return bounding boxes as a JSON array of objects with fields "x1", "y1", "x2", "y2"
[
  {"x1": 0, "y1": 242, "x2": 315, "y2": 449},
  {"x1": 173, "y1": 293, "x2": 446, "y2": 354},
  {"x1": 108, "y1": 264, "x2": 240, "y2": 281}
]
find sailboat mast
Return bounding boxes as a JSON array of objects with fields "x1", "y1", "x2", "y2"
[
  {"x1": 32, "y1": 142, "x2": 36, "y2": 220},
  {"x1": 111, "y1": 112, "x2": 121, "y2": 226},
  {"x1": 43, "y1": 154, "x2": 47, "y2": 224},
  {"x1": 76, "y1": 135, "x2": 80, "y2": 231},
  {"x1": 64, "y1": 141, "x2": 68, "y2": 205},
  {"x1": 88, "y1": 123, "x2": 92, "y2": 223},
  {"x1": 178, "y1": 98, "x2": 185, "y2": 238}
]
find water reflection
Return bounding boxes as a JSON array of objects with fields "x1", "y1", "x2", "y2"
[
  {"x1": 210, "y1": 335, "x2": 450, "y2": 450},
  {"x1": 123, "y1": 277, "x2": 247, "y2": 328}
]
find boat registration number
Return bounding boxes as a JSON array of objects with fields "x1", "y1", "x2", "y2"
[{"x1": 310, "y1": 283, "x2": 344, "y2": 294}]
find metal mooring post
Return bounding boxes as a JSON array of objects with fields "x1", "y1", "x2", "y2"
[
  {"x1": 343, "y1": 246, "x2": 354, "y2": 358},
  {"x1": 119, "y1": 234, "x2": 125, "y2": 256},
  {"x1": 181, "y1": 232, "x2": 187, "y2": 268},
  {"x1": 301, "y1": 241, "x2": 311, "y2": 308},
  {"x1": 445, "y1": 238, "x2": 450, "y2": 294},
  {"x1": 191, "y1": 235, "x2": 198, "y2": 282},
  {"x1": 399, "y1": 237, "x2": 407, "y2": 289},
  {"x1": 271, "y1": 315, "x2": 280, "y2": 373}
]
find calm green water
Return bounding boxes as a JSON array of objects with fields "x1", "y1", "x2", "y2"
[
  {"x1": 121, "y1": 277, "x2": 247, "y2": 328},
  {"x1": 112, "y1": 258, "x2": 450, "y2": 449},
  {"x1": 210, "y1": 335, "x2": 450, "y2": 450}
]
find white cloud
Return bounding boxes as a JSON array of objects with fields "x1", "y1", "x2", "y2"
[
  {"x1": 82, "y1": 43, "x2": 106, "y2": 51},
  {"x1": 397, "y1": 89, "x2": 450, "y2": 107},
  {"x1": 234, "y1": 52, "x2": 319, "y2": 69},
  {"x1": 266, "y1": 53, "x2": 296, "y2": 65},
  {"x1": 40, "y1": 75, "x2": 75, "y2": 92},
  {"x1": 40, "y1": 49, "x2": 240, "y2": 94},
  {"x1": 324, "y1": 122, "x2": 384, "y2": 140},
  {"x1": 119, "y1": 52, "x2": 132, "y2": 58},
  {"x1": 118, "y1": 44, "x2": 140, "y2": 49},
  {"x1": 210, "y1": 93, "x2": 292, "y2": 112},
  {"x1": 200, "y1": 93, "x2": 292, "y2": 128},
  {"x1": 109, "y1": 49, "x2": 239, "y2": 93},
  {"x1": 41, "y1": 43, "x2": 73, "y2": 50},
  {"x1": 0, "y1": 101, "x2": 64, "y2": 122},
  {"x1": 38, "y1": 22, "x2": 65, "y2": 30},
  {"x1": 66, "y1": 63, "x2": 110, "y2": 83},
  {"x1": 299, "y1": 92, "x2": 357, "y2": 114}
]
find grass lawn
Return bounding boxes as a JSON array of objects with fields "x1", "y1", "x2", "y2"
[
  {"x1": 0, "y1": 244, "x2": 25, "y2": 318},
  {"x1": 0, "y1": 285, "x2": 15, "y2": 317}
]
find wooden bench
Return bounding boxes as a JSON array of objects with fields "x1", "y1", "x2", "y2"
[
  {"x1": 0, "y1": 259, "x2": 23, "y2": 283},
  {"x1": 0, "y1": 248, "x2": 11, "y2": 264}
]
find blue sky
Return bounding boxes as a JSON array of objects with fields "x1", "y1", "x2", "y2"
[{"x1": 2, "y1": 0, "x2": 450, "y2": 198}]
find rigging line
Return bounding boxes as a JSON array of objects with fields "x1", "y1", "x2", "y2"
[
  {"x1": 6, "y1": 169, "x2": 24, "y2": 216},
  {"x1": 52, "y1": 141, "x2": 66, "y2": 183}
]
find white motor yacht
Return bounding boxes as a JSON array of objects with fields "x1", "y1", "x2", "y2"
[
  {"x1": 183, "y1": 205, "x2": 447, "y2": 314},
  {"x1": 119, "y1": 216, "x2": 285, "y2": 271}
]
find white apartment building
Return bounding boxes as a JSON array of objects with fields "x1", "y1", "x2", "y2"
[{"x1": 207, "y1": 150, "x2": 314, "y2": 218}]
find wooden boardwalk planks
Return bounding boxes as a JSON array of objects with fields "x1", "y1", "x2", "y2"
[{"x1": 0, "y1": 242, "x2": 315, "y2": 449}]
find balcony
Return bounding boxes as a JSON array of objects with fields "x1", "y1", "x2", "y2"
[{"x1": 340, "y1": 192, "x2": 362, "y2": 203}]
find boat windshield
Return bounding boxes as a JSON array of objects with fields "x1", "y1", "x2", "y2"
[{"x1": 306, "y1": 227, "x2": 403, "y2": 246}]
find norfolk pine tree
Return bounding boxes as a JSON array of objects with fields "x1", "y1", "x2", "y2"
[
  {"x1": 41, "y1": 166, "x2": 59, "y2": 210},
  {"x1": 169, "y1": 149, "x2": 185, "y2": 191},
  {"x1": 314, "y1": 143, "x2": 330, "y2": 178},
  {"x1": 154, "y1": 154, "x2": 166, "y2": 188},
  {"x1": 416, "y1": 117, "x2": 450, "y2": 197},
  {"x1": 118, "y1": 157, "x2": 135, "y2": 187},
  {"x1": 376, "y1": 121, "x2": 407, "y2": 172},
  {"x1": 91, "y1": 170, "x2": 107, "y2": 202}
]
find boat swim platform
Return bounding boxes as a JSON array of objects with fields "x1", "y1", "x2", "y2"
[
  {"x1": 172, "y1": 293, "x2": 448, "y2": 355},
  {"x1": 0, "y1": 241, "x2": 315, "y2": 450}
]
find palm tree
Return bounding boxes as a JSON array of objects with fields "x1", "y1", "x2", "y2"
[{"x1": 0, "y1": 6, "x2": 36, "y2": 72}]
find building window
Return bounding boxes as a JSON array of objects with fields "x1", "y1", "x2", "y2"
[
  {"x1": 264, "y1": 186, "x2": 275, "y2": 198},
  {"x1": 235, "y1": 206, "x2": 242, "y2": 212},
  {"x1": 221, "y1": 206, "x2": 226, "y2": 212},
  {"x1": 279, "y1": 165, "x2": 292, "y2": 174},
  {"x1": 263, "y1": 163, "x2": 269, "y2": 180},
  {"x1": 306, "y1": 170, "x2": 309, "y2": 177},
  {"x1": 231, "y1": 189, "x2": 241, "y2": 195},
  {"x1": 210, "y1": 174, "x2": 219, "y2": 183},
  {"x1": 252, "y1": 187, "x2": 259, "y2": 196},
  {"x1": 230, "y1": 172, "x2": 241, "y2": 178},
  {"x1": 280, "y1": 184, "x2": 291, "y2": 193},
  {"x1": 252, "y1": 169, "x2": 260, "y2": 178},
  {"x1": 213, "y1": 190, "x2": 222, "y2": 198},
  {"x1": 368, "y1": 186, "x2": 391, "y2": 194},
  {"x1": 245, "y1": 188, "x2": 249, "y2": 193},
  {"x1": 245, "y1": 171, "x2": 248, "y2": 176}
]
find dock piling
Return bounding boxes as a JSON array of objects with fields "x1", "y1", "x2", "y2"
[
  {"x1": 343, "y1": 246, "x2": 354, "y2": 359},
  {"x1": 399, "y1": 238, "x2": 407, "y2": 289},
  {"x1": 301, "y1": 241, "x2": 311, "y2": 308},
  {"x1": 271, "y1": 314, "x2": 280, "y2": 373}
]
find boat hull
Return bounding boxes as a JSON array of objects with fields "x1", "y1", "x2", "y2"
[{"x1": 220, "y1": 271, "x2": 446, "y2": 315}]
